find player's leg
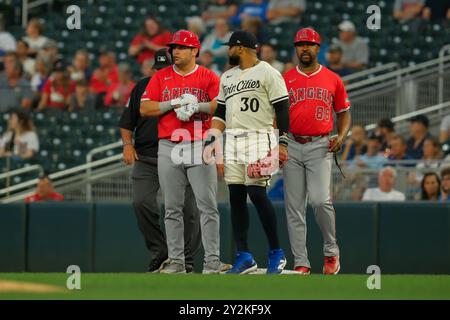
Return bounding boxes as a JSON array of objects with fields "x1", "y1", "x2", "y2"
[
  {"x1": 158, "y1": 140, "x2": 189, "y2": 273},
  {"x1": 224, "y1": 164, "x2": 257, "y2": 274},
  {"x1": 186, "y1": 162, "x2": 221, "y2": 274},
  {"x1": 283, "y1": 140, "x2": 310, "y2": 270},
  {"x1": 304, "y1": 137, "x2": 340, "y2": 274},
  {"x1": 131, "y1": 160, "x2": 168, "y2": 272},
  {"x1": 182, "y1": 184, "x2": 201, "y2": 273}
]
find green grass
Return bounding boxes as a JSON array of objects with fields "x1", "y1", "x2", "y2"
[{"x1": 1, "y1": 273, "x2": 450, "y2": 300}]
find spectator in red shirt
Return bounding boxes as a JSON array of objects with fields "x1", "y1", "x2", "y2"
[
  {"x1": 90, "y1": 48, "x2": 118, "y2": 94},
  {"x1": 25, "y1": 175, "x2": 64, "y2": 202},
  {"x1": 37, "y1": 60, "x2": 75, "y2": 111},
  {"x1": 104, "y1": 63, "x2": 135, "y2": 108},
  {"x1": 128, "y1": 16, "x2": 172, "y2": 65}
]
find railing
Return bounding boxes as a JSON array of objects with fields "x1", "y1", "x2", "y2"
[
  {"x1": 0, "y1": 163, "x2": 43, "y2": 197},
  {"x1": 438, "y1": 44, "x2": 450, "y2": 104},
  {"x1": 22, "y1": 0, "x2": 54, "y2": 28},
  {"x1": 341, "y1": 62, "x2": 399, "y2": 84},
  {"x1": 85, "y1": 141, "x2": 122, "y2": 202}
]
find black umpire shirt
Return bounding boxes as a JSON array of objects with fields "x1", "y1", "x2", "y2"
[{"x1": 119, "y1": 77, "x2": 159, "y2": 164}]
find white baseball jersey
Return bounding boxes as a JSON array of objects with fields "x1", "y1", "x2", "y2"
[{"x1": 215, "y1": 61, "x2": 289, "y2": 131}]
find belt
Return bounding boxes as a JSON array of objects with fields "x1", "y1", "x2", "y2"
[{"x1": 292, "y1": 134, "x2": 327, "y2": 144}]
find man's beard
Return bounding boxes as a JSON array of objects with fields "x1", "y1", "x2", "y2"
[
  {"x1": 229, "y1": 54, "x2": 240, "y2": 66},
  {"x1": 298, "y1": 53, "x2": 313, "y2": 67}
]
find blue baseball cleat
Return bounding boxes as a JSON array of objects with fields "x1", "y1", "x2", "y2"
[
  {"x1": 267, "y1": 248, "x2": 287, "y2": 274},
  {"x1": 226, "y1": 251, "x2": 258, "y2": 274}
]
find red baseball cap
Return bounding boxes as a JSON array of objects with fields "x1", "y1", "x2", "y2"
[
  {"x1": 168, "y1": 29, "x2": 201, "y2": 56},
  {"x1": 294, "y1": 28, "x2": 321, "y2": 46}
]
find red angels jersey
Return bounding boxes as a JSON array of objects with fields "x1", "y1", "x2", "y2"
[
  {"x1": 141, "y1": 65, "x2": 219, "y2": 141},
  {"x1": 284, "y1": 65, "x2": 351, "y2": 136}
]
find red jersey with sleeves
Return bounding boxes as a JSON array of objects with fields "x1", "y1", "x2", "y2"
[
  {"x1": 42, "y1": 79, "x2": 76, "y2": 109},
  {"x1": 130, "y1": 31, "x2": 172, "y2": 64},
  {"x1": 284, "y1": 65, "x2": 351, "y2": 136},
  {"x1": 141, "y1": 65, "x2": 220, "y2": 141}
]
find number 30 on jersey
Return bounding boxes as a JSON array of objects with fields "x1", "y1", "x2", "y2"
[{"x1": 241, "y1": 97, "x2": 260, "y2": 112}]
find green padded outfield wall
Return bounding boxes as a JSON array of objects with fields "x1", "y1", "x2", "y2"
[
  {"x1": 0, "y1": 202, "x2": 448, "y2": 274},
  {"x1": 0, "y1": 204, "x2": 27, "y2": 271}
]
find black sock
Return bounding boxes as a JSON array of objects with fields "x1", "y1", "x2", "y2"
[
  {"x1": 247, "y1": 185, "x2": 280, "y2": 250},
  {"x1": 228, "y1": 184, "x2": 250, "y2": 252}
]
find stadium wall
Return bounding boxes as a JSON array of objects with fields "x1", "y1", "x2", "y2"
[{"x1": 0, "y1": 202, "x2": 449, "y2": 274}]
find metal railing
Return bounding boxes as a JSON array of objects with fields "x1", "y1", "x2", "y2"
[
  {"x1": 22, "y1": 0, "x2": 54, "y2": 28},
  {"x1": 341, "y1": 62, "x2": 399, "y2": 84}
]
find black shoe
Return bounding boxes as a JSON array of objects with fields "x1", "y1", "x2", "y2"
[
  {"x1": 185, "y1": 264, "x2": 194, "y2": 273},
  {"x1": 147, "y1": 257, "x2": 170, "y2": 273}
]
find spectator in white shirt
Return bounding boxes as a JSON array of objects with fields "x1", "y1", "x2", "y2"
[
  {"x1": 23, "y1": 19, "x2": 50, "y2": 57},
  {"x1": 260, "y1": 43, "x2": 284, "y2": 73},
  {"x1": 201, "y1": 18, "x2": 232, "y2": 70},
  {"x1": 439, "y1": 114, "x2": 450, "y2": 144},
  {"x1": 362, "y1": 166, "x2": 406, "y2": 201},
  {"x1": 0, "y1": 18, "x2": 17, "y2": 63},
  {"x1": 0, "y1": 109, "x2": 39, "y2": 161}
]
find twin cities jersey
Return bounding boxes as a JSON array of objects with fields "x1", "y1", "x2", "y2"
[
  {"x1": 284, "y1": 65, "x2": 351, "y2": 136},
  {"x1": 141, "y1": 65, "x2": 219, "y2": 141},
  {"x1": 216, "y1": 61, "x2": 289, "y2": 131}
]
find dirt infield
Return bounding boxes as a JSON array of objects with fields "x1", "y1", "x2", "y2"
[{"x1": 0, "y1": 280, "x2": 65, "y2": 294}]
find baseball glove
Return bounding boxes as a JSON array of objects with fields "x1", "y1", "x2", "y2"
[{"x1": 247, "y1": 150, "x2": 279, "y2": 179}]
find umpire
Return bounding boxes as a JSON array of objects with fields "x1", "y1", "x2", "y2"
[{"x1": 119, "y1": 49, "x2": 201, "y2": 273}]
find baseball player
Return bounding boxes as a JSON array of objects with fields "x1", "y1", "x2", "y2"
[
  {"x1": 283, "y1": 28, "x2": 351, "y2": 275},
  {"x1": 203, "y1": 30, "x2": 290, "y2": 274},
  {"x1": 140, "y1": 30, "x2": 222, "y2": 274},
  {"x1": 119, "y1": 49, "x2": 201, "y2": 273}
]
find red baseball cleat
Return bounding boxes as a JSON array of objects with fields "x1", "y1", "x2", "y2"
[
  {"x1": 323, "y1": 256, "x2": 340, "y2": 275},
  {"x1": 294, "y1": 266, "x2": 311, "y2": 275}
]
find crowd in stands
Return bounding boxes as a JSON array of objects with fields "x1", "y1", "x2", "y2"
[{"x1": 0, "y1": 0, "x2": 449, "y2": 202}]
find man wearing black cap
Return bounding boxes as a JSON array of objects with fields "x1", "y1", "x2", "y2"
[
  {"x1": 406, "y1": 114, "x2": 432, "y2": 159},
  {"x1": 204, "y1": 30, "x2": 290, "y2": 274},
  {"x1": 118, "y1": 49, "x2": 201, "y2": 273}
]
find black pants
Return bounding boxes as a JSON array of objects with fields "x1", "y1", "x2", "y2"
[{"x1": 132, "y1": 159, "x2": 201, "y2": 266}]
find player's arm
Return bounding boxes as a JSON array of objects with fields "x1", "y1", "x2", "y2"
[
  {"x1": 273, "y1": 99, "x2": 290, "y2": 147},
  {"x1": 330, "y1": 110, "x2": 351, "y2": 153},
  {"x1": 140, "y1": 100, "x2": 175, "y2": 117}
]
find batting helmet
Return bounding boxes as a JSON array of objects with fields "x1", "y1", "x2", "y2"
[
  {"x1": 294, "y1": 28, "x2": 321, "y2": 46},
  {"x1": 168, "y1": 29, "x2": 201, "y2": 57}
]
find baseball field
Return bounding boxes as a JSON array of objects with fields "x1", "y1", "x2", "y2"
[{"x1": 1, "y1": 273, "x2": 450, "y2": 300}]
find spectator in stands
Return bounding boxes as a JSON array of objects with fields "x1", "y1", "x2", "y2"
[
  {"x1": 230, "y1": 0, "x2": 269, "y2": 26},
  {"x1": 37, "y1": 60, "x2": 76, "y2": 111},
  {"x1": 30, "y1": 56, "x2": 51, "y2": 93},
  {"x1": 202, "y1": 0, "x2": 238, "y2": 28},
  {"x1": 422, "y1": 0, "x2": 450, "y2": 21},
  {"x1": 0, "y1": 109, "x2": 39, "y2": 160},
  {"x1": 128, "y1": 16, "x2": 172, "y2": 65},
  {"x1": 201, "y1": 18, "x2": 232, "y2": 70},
  {"x1": 341, "y1": 124, "x2": 367, "y2": 161},
  {"x1": 198, "y1": 50, "x2": 221, "y2": 76},
  {"x1": 260, "y1": 43, "x2": 284, "y2": 73},
  {"x1": 439, "y1": 166, "x2": 450, "y2": 201},
  {"x1": 38, "y1": 39, "x2": 61, "y2": 66},
  {"x1": 386, "y1": 135, "x2": 415, "y2": 167},
  {"x1": 90, "y1": 48, "x2": 119, "y2": 108},
  {"x1": 335, "y1": 21, "x2": 369, "y2": 72},
  {"x1": 362, "y1": 166, "x2": 406, "y2": 201},
  {"x1": 376, "y1": 118, "x2": 396, "y2": 155},
  {"x1": 16, "y1": 40, "x2": 35, "y2": 77},
  {"x1": 23, "y1": 18, "x2": 51, "y2": 57},
  {"x1": 406, "y1": 115, "x2": 432, "y2": 159},
  {"x1": 393, "y1": 0, "x2": 425, "y2": 22},
  {"x1": 104, "y1": 63, "x2": 135, "y2": 108},
  {"x1": 418, "y1": 172, "x2": 441, "y2": 200},
  {"x1": 412, "y1": 136, "x2": 443, "y2": 183},
  {"x1": 0, "y1": 17, "x2": 17, "y2": 66},
  {"x1": 68, "y1": 79, "x2": 96, "y2": 113},
  {"x1": 68, "y1": 49, "x2": 92, "y2": 82},
  {"x1": 439, "y1": 114, "x2": 450, "y2": 144},
  {"x1": 325, "y1": 44, "x2": 352, "y2": 78},
  {"x1": 266, "y1": 0, "x2": 306, "y2": 25},
  {"x1": 283, "y1": 60, "x2": 295, "y2": 75},
  {"x1": 187, "y1": 16, "x2": 207, "y2": 42},
  {"x1": 355, "y1": 133, "x2": 387, "y2": 169},
  {"x1": 0, "y1": 52, "x2": 33, "y2": 112},
  {"x1": 241, "y1": 16, "x2": 268, "y2": 45},
  {"x1": 24, "y1": 174, "x2": 64, "y2": 202}
]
